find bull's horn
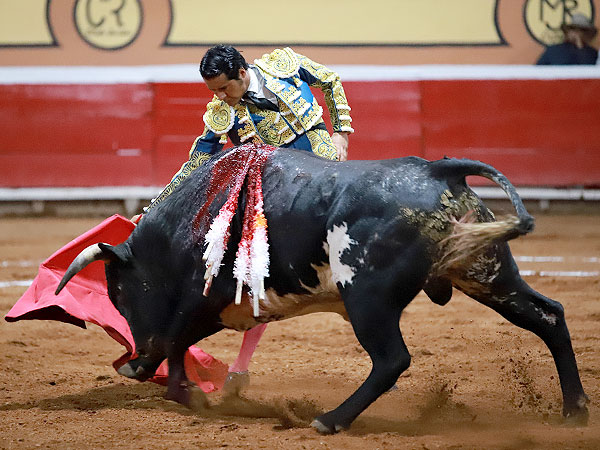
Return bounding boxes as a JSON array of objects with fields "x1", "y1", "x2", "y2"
[{"x1": 55, "y1": 243, "x2": 109, "y2": 295}]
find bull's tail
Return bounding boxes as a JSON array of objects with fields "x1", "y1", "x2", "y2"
[
  {"x1": 429, "y1": 157, "x2": 534, "y2": 236},
  {"x1": 433, "y1": 214, "x2": 521, "y2": 275},
  {"x1": 428, "y1": 157, "x2": 535, "y2": 276}
]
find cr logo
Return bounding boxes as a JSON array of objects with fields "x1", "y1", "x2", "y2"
[
  {"x1": 524, "y1": 0, "x2": 595, "y2": 45},
  {"x1": 74, "y1": 0, "x2": 143, "y2": 50}
]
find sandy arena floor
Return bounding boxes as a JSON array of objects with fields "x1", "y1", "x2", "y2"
[{"x1": 1, "y1": 214, "x2": 599, "y2": 449}]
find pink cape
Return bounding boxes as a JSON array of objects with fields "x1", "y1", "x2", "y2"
[{"x1": 4, "y1": 214, "x2": 228, "y2": 392}]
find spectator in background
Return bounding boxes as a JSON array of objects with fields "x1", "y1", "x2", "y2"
[{"x1": 536, "y1": 13, "x2": 598, "y2": 65}]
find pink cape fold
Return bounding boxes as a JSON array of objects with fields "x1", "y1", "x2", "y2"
[{"x1": 5, "y1": 214, "x2": 228, "y2": 392}]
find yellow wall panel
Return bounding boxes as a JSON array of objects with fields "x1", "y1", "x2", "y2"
[
  {"x1": 0, "y1": 0, "x2": 55, "y2": 46},
  {"x1": 166, "y1": 0, "x2": 503, "y2": 45}
]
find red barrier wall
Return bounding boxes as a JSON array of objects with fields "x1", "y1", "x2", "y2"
[
  {"x1": 0, "y1": 84, "x2": 155, "y2": 186},
  {"x1": 420, "y1": 79, "x2": 600, "y2": 186},
  {"x1": 1, "y1": 79, "x2": 599, "y2": 188}
]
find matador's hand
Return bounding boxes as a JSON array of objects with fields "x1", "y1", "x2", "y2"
[{"x1": 331, "y1": 132, "x2": 350, "y2": 161}]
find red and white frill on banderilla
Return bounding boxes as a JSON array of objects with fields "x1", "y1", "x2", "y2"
[{"x1": 200, "y1": 144, "x2": 275, "y2": 317}]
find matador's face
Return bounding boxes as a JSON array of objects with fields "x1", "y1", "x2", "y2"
[{"x1": 204, "y1": 68, "x2": 249, "y2": 106}]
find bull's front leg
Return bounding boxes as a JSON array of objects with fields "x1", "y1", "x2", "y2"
[
  {"x1": 164, "y1": 351, "x2": 192, "y2": 405},
  {"x1": 164, "y1": 351, "x2": 208, "y2": 410},
  {"x1": 312, "y1": 282, "x2": 414, "y2": 434},
  {"x1": 162, "y1": 304, "x2": 224, "y2": 408}
]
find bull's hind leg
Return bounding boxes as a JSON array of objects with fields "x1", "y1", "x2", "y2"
[
  {"x1": 455, "y1": 247, "x2": 589, "y2": 424},
  {"x1": 483, "y1": 281, "x2": 588, "y2": 423}
]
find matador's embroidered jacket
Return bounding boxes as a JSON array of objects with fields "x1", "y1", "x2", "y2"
[{"x1": 147, "y1": 47, "x2": 353, "y2": 210}]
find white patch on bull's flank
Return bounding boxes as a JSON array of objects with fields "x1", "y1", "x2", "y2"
[{"x1": 326, "y1": 223, "x2": 357, "y2": 287}]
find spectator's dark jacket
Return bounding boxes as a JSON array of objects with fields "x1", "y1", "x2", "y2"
[{"x1": 536, "y1": 42, "x2": 598, "y2": 65}]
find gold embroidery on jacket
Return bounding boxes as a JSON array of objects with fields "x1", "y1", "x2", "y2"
[
  {"x1": 295, "y1": 53, "x2": 353, "y2": 133},
  {"x1": 254, "y1": 47, "x2": 300, "y2": 78},
  {"x1": 248, "y1": 106, "x2": 296, "y2": 146},
  {"x1": 265, "y1": 76, "x2": 323, "y2": 133},
  {"x1": 307, "y1": 127, "x2": 338, "y2": 161},
  {"x1": 234, "y1": 104, "x2": 263, "y2": 144},
  {"x1": 203, "y1": 97, "x2": 235, "y2": 135}
]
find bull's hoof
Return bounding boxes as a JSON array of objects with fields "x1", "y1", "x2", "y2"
[
  {"x1": 222, "y1": 371, "x2": 250, "y2": 396},
  {"x1": 563, "y1": 408, "x2": 589, "y2": 427},
  {"x1": 165, "y1": 383, "x2": 191, "y2": 407},
  {"x1": 311, "y1": 419, "x2": 335, "y2": 435},
  {"x1": 310, "y1": 415, "x2": 349, "y2": 435},
  {"x1": 563, "y1": 395, "x2": 590, "y2": 427},
  {"x1": 189, "y1": 386, "x2": 210, "y2": 411}
]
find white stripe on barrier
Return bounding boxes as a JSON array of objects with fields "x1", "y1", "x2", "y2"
[
  {"x1": 1, "y1": 186, "x2": 599, "y2": 202},
  {"x1": 1, "y1": 64, "x2": 600, "y2": 85},
  {"x1": 0, "y1": 186, "x2": 162, "y2": 201}
]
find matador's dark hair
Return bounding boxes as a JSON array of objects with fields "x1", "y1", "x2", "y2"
[{"x1": 200, "y1": 45, "x2": 248, "y2": 80}]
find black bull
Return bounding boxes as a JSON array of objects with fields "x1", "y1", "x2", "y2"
[{"x1": 57, "y1": 146, "x2": 589, "y2": 434}]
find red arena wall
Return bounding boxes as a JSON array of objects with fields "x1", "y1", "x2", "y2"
[{"x1": 1, "y1": 67, "x2": 600, "y2": 189}]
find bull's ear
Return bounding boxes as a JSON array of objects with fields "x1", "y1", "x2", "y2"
[{"x1": 98, "y1": 243, "x2": 131, "y2": 264}]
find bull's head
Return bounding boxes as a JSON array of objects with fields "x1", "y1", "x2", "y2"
[{"x1": 56, "y1": 242, "x2": 170, "y2": 381}]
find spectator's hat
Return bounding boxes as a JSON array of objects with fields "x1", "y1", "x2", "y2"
[{"x1": 562, "y1": 13, "x2": 597, "y2": 37}]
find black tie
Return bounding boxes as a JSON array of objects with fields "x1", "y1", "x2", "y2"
[{"x1": 243, "y1": 91, "x2": 278, "y2": 111}]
